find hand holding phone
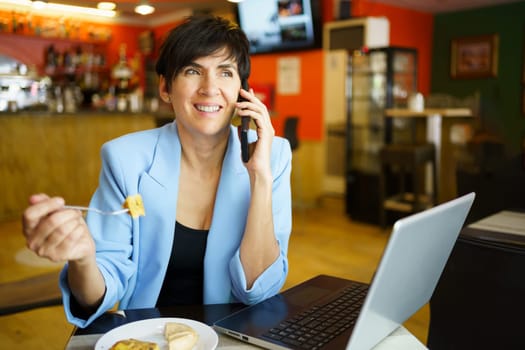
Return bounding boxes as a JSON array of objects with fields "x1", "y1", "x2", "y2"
[{"x1": 238, "y1": 80, "x2": 250, "y2": 163}]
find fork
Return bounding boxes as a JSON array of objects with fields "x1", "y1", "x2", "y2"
[{"x1": 63, "y1": 205, "x2": 130, "y2": 216}]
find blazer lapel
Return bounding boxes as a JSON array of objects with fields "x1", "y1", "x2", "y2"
[
  {"x1": 204, "y1": 128, "x2": 251, "y2": 303},
  {"x1": 134, "y1": 123, "x2": 181, "y2": 304}
]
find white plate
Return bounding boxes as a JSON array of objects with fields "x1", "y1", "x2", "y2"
[{"x1": 95, "y1": 317, "x2": 218, "y2": 350}]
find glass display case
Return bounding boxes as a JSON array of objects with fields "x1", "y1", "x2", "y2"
[{"x1": 345, "y1": 46, "x2": 418, "y2": 223}]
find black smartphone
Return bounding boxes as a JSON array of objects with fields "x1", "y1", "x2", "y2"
[{"x1": 238, "y1": 80, "x2": 250, "y2": 163}]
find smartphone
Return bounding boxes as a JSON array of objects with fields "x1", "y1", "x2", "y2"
[{"x1": 238, "y1": 80, "x2": 250, "y2": 163}]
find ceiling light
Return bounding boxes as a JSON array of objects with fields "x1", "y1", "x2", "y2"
[
  {"x1": 97, "y1": 2, "x2": 116, "y2": 11},
  {"x1": 32, "y1": 0, "x2": 47, "y2": 10},
  {"x1": 134, "y1": 0, "x2": 155, "y2": 15},
  {"x1": 0, "y1": 0, "x2": 116, "y2": 18},
  {"x1": 228, "y1": 0, "x2": 244, "y2": 3},
  {"x1": 47, "y1": 2, "x2": 116, "y2": 17}
]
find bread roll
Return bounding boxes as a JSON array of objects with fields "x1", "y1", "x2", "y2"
[{"x1": 164, "y1": 322, "x2": 199, "y2": 350}]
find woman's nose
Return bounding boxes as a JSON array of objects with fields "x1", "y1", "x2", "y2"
[{"x1": 198, "y1": 76, "x2": 220, "y2": 96}]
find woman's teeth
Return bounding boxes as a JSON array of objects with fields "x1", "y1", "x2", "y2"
[{"x1": 196, "y1": 105, "x2": 220, "y2": 112}]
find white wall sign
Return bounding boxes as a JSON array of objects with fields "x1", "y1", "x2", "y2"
[{"x1": 277, "y1": 57, "x2": 301, "y2": 95}]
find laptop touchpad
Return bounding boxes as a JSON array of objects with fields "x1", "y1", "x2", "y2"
[{"x1": 286, "y1": 286, "x2": 332, "y2": 307}]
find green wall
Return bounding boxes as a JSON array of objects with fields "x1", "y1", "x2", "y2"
[{"x1": 431, "y1": 1, "x2": 525, "y2": 155}]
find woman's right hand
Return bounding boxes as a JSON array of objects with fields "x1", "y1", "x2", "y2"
[{"x1": 22, "y1": 193, "x2": 96, "y2": 264}]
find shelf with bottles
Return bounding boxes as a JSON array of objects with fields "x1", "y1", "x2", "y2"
[
  {"x1": 45, "y1": 65, "x2": 110, "y2": 78},
  {"x1": 44, "y1": 43, "x2": 109, "y2": 89}
]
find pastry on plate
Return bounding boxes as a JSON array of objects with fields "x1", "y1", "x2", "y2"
[
  {"x1": 109, "y1": 338, "x2": 159, "y2": 350},
  {"x1": 164, "y1": 322, "x2": 199, "y2": 350}
]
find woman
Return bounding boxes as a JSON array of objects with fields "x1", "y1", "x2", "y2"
[{"x1": 22, "y1": 15, "x2": 292, "y2": 328}]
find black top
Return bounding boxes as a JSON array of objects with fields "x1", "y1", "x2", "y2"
[{"x1": 156, "y1": 221, "x2": 209, "y2": 306}]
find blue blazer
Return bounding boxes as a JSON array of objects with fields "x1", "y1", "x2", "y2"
[{"x1": 60, "y1": 122, "x2": 293, "y2": 327}]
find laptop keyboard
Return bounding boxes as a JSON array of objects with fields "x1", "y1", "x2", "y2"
[{"x1": 263, "y1": 283, "x2": 369, "y2": 349}]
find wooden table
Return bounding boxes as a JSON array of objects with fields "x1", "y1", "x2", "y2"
[{"x1": 384, "y1": 108, "x2": 473, "y2": 203}]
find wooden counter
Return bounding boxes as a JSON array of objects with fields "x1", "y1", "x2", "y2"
[
  {"x1": 0, "y1": 113, "x2": 157, "y2": 221},
  {"x1": 384, "y1": 108, "x2": 472, "y2": 118}
]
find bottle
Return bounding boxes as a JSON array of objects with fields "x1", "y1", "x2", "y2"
[
  {"x1": 112, "y1": 44, "x2": 132, "y2": 94},
  {"x1": 408, "y1": 92, "x2": 425, "y2": 112}
]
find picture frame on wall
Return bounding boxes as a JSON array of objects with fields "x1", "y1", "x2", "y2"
[{"x1": 450, "y1": 34, "x2": 499, "y2": 79}]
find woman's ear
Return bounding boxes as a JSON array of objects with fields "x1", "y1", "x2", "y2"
[{"x1": 158, "y1": 76, "x2": 171, "y2": 103}]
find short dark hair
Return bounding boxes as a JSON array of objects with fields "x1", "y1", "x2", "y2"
[{"x1": 155, "y1": 15, "x2": 251, "y2": 91}]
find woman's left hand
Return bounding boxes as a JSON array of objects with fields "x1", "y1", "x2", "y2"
[
  {"x1": 235, "y1": 88, "x2": 280, "y2": 287},
  {"x1": 236, "y1": 88, "x2": 274, "y2": 174}
]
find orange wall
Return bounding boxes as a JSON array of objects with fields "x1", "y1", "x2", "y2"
[{"x1": 251, "y1": 50, "x2": 325, "y2": 141}]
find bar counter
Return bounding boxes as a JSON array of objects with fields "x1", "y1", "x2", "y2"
[{"x1": 0, "y1": 112, "x2": 162, "y2": 221}]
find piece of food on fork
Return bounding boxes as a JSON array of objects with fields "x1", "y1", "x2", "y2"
[{"x1": 123, "y1": 194, "x2": 146, "y2": 218}]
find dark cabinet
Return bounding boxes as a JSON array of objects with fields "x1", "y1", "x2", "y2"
[{"x1": 345, "y1": 47, "x2": 418, "y2": 223}]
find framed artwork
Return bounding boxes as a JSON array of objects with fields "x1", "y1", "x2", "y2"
[{"x1": 450, "y1": 34, "x2": 499, "y2": 79}]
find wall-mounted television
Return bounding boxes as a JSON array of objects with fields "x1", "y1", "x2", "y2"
[{"x1": 236, "y1": 0, "x2": 322, "y2": 54}]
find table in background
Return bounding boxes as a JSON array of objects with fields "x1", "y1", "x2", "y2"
[
  {"x1": 384, "y1": 108, "x2": 473, "y2": 203},
  {"x1": 65, "y1": 303, "x2": 427, "y2": 350},
  {"x1": 428, "y1": 211, "x2": 525, "y2": 349}
]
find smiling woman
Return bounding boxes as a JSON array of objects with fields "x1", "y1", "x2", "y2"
[{"x1": 18, "y1": 14, "x2": 293, "y2": 332}]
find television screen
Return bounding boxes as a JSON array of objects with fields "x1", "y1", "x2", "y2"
[{"x1": 236, "y1": 0, "x2": 322, "y2": 54}]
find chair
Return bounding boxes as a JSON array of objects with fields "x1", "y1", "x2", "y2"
[
  {"x1": 284, "y1": 116, "x2": 299, "y2": 151},
  {"x1": 283, "y1": 116, "x2": 302, "y2": 207},
  {"x1": 378, "y1": 142, "x2": 437, "y2": 228},
  {"x1": 456, "y1": 146, "x2": 525, "y2": 225},
  {"x1": 0, "y1": 271, "x2": 62, "y2": 315}
]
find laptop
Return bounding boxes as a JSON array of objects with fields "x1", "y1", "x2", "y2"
[{"x1": 214, "y1": 192, "x2": 475, "y2": 350}]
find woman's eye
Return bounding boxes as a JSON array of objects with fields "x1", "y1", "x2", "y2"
[
  {"x1": 185, "y1": 68, "x2": 199, "y2": 75},
  {"x1": 221, "y1": 70, "x2": 234, "y2": 78}
]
